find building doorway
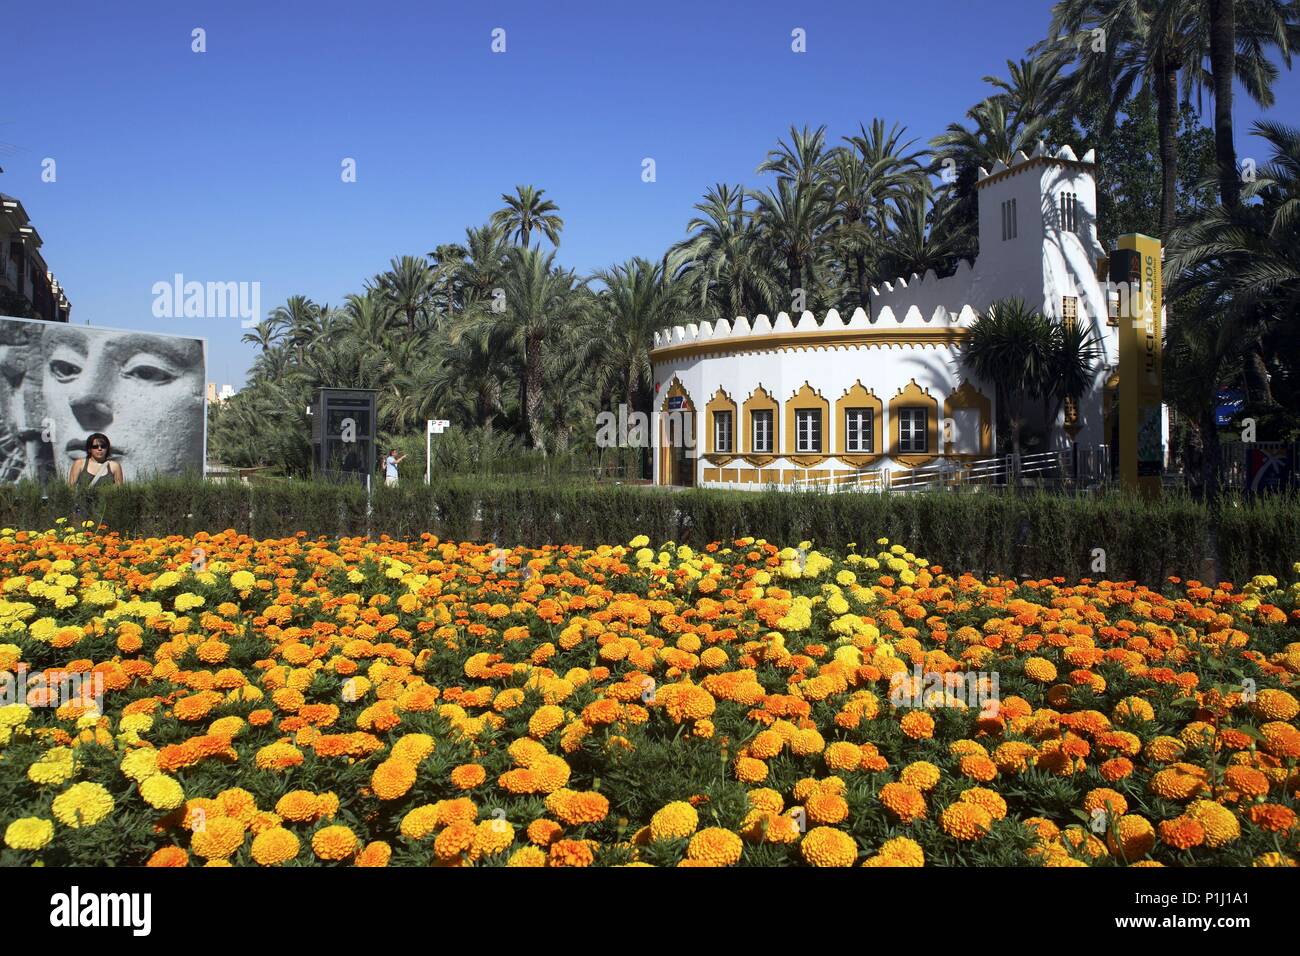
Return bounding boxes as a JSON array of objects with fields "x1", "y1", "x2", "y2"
[{"x1": 658, "y1": 383, "x2": 697, "y2": 487}]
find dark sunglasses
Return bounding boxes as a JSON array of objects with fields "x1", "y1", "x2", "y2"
[{"x1": 89, "y1": 443, "x2": 108, "y2": 450}]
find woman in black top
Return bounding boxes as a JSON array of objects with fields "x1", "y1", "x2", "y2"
[{"x1": 67, "y1": 432, "x2": 124, "y2": 487}]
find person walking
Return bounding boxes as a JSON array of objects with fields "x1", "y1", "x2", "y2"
[
  {"x1": 67, "y1": 432, "x2": 124, "y2": 488},
  {"x1": 384, "y1": 448, "x2": 406, "y2": 487}
]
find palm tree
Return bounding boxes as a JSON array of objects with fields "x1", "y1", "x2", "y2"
[
  {"x1": 757, "y1": 124, "x2": 834, "y2": 189},
  {"x1": 672, "y1": 184, "x2": 782, "y2": 319},
  {"x1": 878, "y1": 184, "x2": 974, "y2": 282},
  {"x1": 240, "y1": 320, "x2": 280, "y2": 352},
  {"x1": 1168, "y1": 121, "x2": 1300, "y2": 424},
  {"x1": 829, "y1": 121, "x2": 927, "y2": 307},
  {"x1": 984, "y1": 53, "x2": 1072, "y2": 129},
  {"x1": 490, "y1": 185, "x2": 564, "y2": 249},
  {"x1": 1045, "y1": 319, "x2": 1103, "y2": 433},
  {"x1": 590, "y1": 257, "x2": 681, "y2": 415},
  {"x1": 750, "y1": 177, "x2": 833, "y2": 301},
  {"x1": 960, "y1": 299, "x2": 1056, "y2": 458},
  {"x1": 374, "y1": 255, "x2": 435, "y2": 333},
  {"x1": 458, "y1": 247, "x2": 587, "y2": 452},
  {"x1": 267, "y1": 295, "x2": 322, "y2": 366}
]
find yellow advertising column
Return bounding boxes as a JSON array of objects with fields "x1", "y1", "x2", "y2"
[{"x1": 1110, "y1": 233, "x2": 1163, "y2": 497}]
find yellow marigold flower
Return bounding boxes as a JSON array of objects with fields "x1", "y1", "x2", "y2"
[
  {"x1": 650, "y1": 801, "x2": 698, "y2": 841},
  {"x1": 451, "y1": 763, "x2": 487, "y2": 790},
  {"x1": 434, "y1": 821, "x2": 476, "y2": 861},
  {"x1": 391, "y1": 732, "x2": 435, "y2": 765},
  {"x1": 1023, "y1": 657, "x2": 1058, "y2": 683},
  {"x1": 251, "y1": 827, "x2": 300, "y2": 866},
  {"x1": 275, "y1": 790, "x2": 322, "y2": 823},
  {"x1": 749, "y1": 729, "x2": 784, "y2": 759},
  {"x1": 400, "y1": 805, "x2": 441, "y2": 841},
  {"x1": 734, "y1": 756, "x2": 768, "y2": 783},
  {"x1": 1252, "y1": 688, "x2": 1298, "y2": 722},
  {"x1": 191, "y1": 817, "x2": 247, "y2": 860},
  {"x1": 788, "y1": 728, "x2": 825, "y2": 756},
  {"x1": 899, "y1": 711, "x2": 934, "y2": 740},
  {"x1": 940, "y1": 801, "x2": 992, "y2": 841},
  {"x1": 821, "y1": 738, "x2": 863, "y2": 780},
  {"x1": 312, "y1": 824, "x2": 359, "y2": 861},
  {"x1": 686, "y1": 827, "x2": 743, "y2": 866},
  {"x1": 140, "y1": 774, "x2": 185, "y2": 811},
  {"x1": 878, "y1": 835, "x2": 925, "y2": 867},
  {"x1": 529, "y1": 705, "x2": 566, "y2": 738},
  {"x1": 1083, "y1": 788, "x2": 1129, "y2": 818},
  {"x1": 472, "y1": 819, "x2": 515, "y2": 858},
  {"x1": 120, "y1": 747, "x2": 160, "y2": 784},
  {"x1": 1252, "y1": 852, "x2": 1297, "y2": 867},
  {"x1": 507, "y1": 845, "x2": 548, "y2": 867},
  {"x1": 806, "y1": 791, "x2": 849, "y2": 825},
  {"x1": 1113, "y1": 696, "x2": 1155, "y2": 723},
  {"x1": 800, "y1": 826, "x2": 858, "y2": 867},
  {"x1": 1150, "y1": 764, "x2": 1208, "y2": 801},
  {"x1": 51, "y1": 781, "x2": 114, "y2": 828},
  {"x1": 355, "y1": 841, "x2": 392, "y2": 867},
  {"x1": 254, "y1": 741, "x2": 304, "y2": 771},
  {"x1": 4, "y1": 817, "x2": 54, "y2": 851},
  {"x1": 748, "y1": 788, "x2": 784, "y2": 814},
  {"x1": 544, "y1": 789, "x2": 609, "y2": 826},
  {"x1": 1186, "y1": 800, "x2": 1240, "y2": 848},
  {"x1": 1107, "y1": 815, "x2": 1156, "y2": 859},
  {"x1": 880, "y1": 782, "x2": 927, "y2": 823},
  {"x1": 958, "y1": 787, "x2": 1007, "y2": 820},
  {"x1": 370, "y1": 758, "x2": 418, "y2": 800},
  {"x1": 28, "y1": 747, "x2": 76, "y2": 786},
  {"x1": 900, "y1": 761, "x2": 941, "y2": 791}
]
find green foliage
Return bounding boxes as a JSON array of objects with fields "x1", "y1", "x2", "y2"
[{"x1": 1, "y1": 478, "x2": 1296, "y2": 584}]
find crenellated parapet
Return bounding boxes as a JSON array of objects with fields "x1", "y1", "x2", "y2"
[{"x1": 652, "y1": 303, "x2": 982, "y2": 352}]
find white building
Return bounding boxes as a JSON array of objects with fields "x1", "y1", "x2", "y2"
[{"x1": 649, "y1": 142, "x2": 1125, "y2": 489}]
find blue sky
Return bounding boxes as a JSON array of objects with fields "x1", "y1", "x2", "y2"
[{"x1": 6, "y1": 0, "x2": 1298, "y2": 388}]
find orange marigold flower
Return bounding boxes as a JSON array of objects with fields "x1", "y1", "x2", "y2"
[
  {"x1": 312, "y1": 824, "x2": 359, "y2": 861},
  {"x1": 251, "y1": 827, "x2": 300, "y2": 866},
  {"x1": 899, "y1": 711, "x2": 935, "y2": 740},
  {"x1": 800, "y1": 827, "x2": 857, "y2": 867},
  {"x1": 548, "y1": 838, "x2": 595, "y2": 867},
  {"x1": 371, "y1": 758, "x2": 418, "y2": 800},
  {"x1": 1247, "y1": 803, "x2": 1297, "y2": 833},
  {"x1": 880, "y1": 782, "x2": 927, "y2": 823},
  {"x1": 450, "y1": 763, "x2": 487, "y2": 790},
  {"x1": 146, "y1": 846, "x2": 189, "y2": 867},
  {"x1": 1158, "y1": 815, "x2": 1206, "y2": 850},
  {"x1": 940, "y1": 801, "x2": 992, "y2": 841},
  {"x1": 686, "y1": 827, "x2": 744, "y2": 866}
]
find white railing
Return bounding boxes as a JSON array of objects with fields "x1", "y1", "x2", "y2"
[{"x1": 791, "y1": 447, "x2": 1108, "y2": 494}]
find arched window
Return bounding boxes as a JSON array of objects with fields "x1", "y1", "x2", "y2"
[
  {"x1": 889, "y1": 379, "x2": 939, "y2": 464},
  {"x1": 742, "y1": 386, "x2": 779, "y2": 456},
  {"x1": 704, "y1": 388, "x2": 738, "y2": 456},
  {"x1": 835, "y1": 381, "x2": 883, "y2": 462},
  {"x1": 784, "y1": 383, "x2": 829, "y2": 458}
]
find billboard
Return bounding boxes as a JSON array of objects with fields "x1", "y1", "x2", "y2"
[
  {"x1": 0, "y1": 315, "x2": 206, "y2": 482},
  {"x1": 1111, "y1": 234, "x2": 1163, "y2": 496}
]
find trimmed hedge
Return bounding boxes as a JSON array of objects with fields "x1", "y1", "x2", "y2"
[{"x1": 0, "y1": 478, "x2": 1295, "y2": 585}]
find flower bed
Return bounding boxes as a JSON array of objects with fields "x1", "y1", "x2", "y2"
[{"x1": 1, "y1": 523, "x2": 1297, "y2": 867}]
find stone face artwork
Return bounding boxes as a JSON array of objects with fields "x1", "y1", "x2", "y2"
[{"x1": 0, "y1": 314, "x2": 206, "y2": 482}]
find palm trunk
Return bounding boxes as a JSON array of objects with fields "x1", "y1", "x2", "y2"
[
  {"x1": 855, "y1": 251, "x2": 867, "y2": 310},
  {"x1": 1156, "y1": 55, "x2": 1180, "y2": 237},
  {"x1": 1244, "y1": 345, "x2": 1275, "y2": 405},
  {"x1": 525, "y1": 333, "x2": 545, "y2": 453},
  {"x1": 1199, "y1": 407, "x2": 1221, "y2": 503},
  {"x1": 1208, "y1": 0, "x2": 1239, "y2": 209}
]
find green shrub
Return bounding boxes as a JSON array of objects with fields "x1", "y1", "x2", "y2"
[{"x1": 0, "y1": 478, "x2": 1295, "y2": 585}]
